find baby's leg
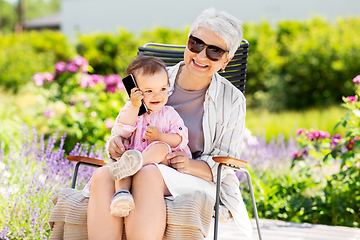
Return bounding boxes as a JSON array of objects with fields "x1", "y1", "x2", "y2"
[
  {"x1": 114, "y1": 177, "x2": 132, "y2": 192},
  {"x1": 111, "y1": 177, "x2": 135, "y2": 217},
  {"x1": 142, "y1": 143, "x2": 170, "y2": 166}
]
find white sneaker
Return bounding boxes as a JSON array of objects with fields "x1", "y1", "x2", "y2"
[
  {"x1": 110, "y1": 190, "x2": 135, "y2": 217},
  {"x1": 109, "y1": 150, "x2": 143, "y2": 180}
]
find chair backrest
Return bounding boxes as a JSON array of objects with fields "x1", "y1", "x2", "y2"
[{"x1": 137, "y1": 39, "x2": 249, "y2": 93}]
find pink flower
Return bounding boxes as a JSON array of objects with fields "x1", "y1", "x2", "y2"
[
  {"x1": 104, "y1": 118, "x2": 114, "y2": 129},
  {"x1": 72, "y1": 55, "x2": 87, "y2": 67},
  {"x1": 43, "y1": 72, "x2": 54, "y2": 82},
  {"x1": 32, "y1": 72, "x2": 45, "y2": 86},
  {"x1": 318, "y1": 130, "x2": 330, "y2": 139},
  {"x1": 79, "y1": 75, "x2": 96, "y2": 88},
  {"x1": 117, "y1": 81, "x2": 126, "y2": 92},
  {"x1": 347, "y1": 96, "x2": 356, "y2": 102},
  {"x1": 66, "y1": 62, "x2": 79, "y2": 73},
  {"x1": 55, "y1": 61, "x2": 66, "y2": 75},
  {"x1": 291, "y1": 149, "x2": 308, "y2": 160},
  {"x1": 346, "y1": 139, "x2": 354, "y2": 150},
  {"x1": 104, "y1": 74, "x2": 122, "y2": 92},
  {"x1": 296, "y1": 129, "x2": 304, "y2": 135},
  {"x1": 43, "y1": 109, "x2": 55, "y2": 119},
  {"x1": 105, "y1": 85, "x2": 117, "y2": 93},
  {"x1": 91, "y1": 74, "x2": 104, "y2": 84},
  {"x1": 353, "y1": 75, "x2": 360, "y2": 84},
  {"x1": 72, "y1": 55, "x2": 89, "y2": 73},
  {"x1": 84, "y1": 101, "x2": 91, "y2": 108}
]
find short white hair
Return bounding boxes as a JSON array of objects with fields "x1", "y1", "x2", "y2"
[{"x1": 188, "y1": 8, "x2": 243, "y2": 57}]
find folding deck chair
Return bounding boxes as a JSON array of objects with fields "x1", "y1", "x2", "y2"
[{"x1": 67, "y1": 39, "x2": 263, "y2": 240}]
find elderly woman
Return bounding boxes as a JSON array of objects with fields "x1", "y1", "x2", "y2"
[{"x1": 87, "y1": 8, "x2": 252, "y2": 240}]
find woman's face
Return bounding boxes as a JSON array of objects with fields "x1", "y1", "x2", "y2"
[
  {"x1": 184, "y1": 27, "x2": 231, "y2": 79},
  {"x1": 136, "y1": 70, "x2": 169, "y2": 112}
]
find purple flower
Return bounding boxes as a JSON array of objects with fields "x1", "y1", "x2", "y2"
[
  {"x1": 54, "y1": 61, "x2": 66, "y2": 75},
  {"x1": 353, "y1": 75, "x2": 360, "y2": 84},
  {"x1": 32, "y1": 72, "x2": 45, "y2": 86},
  {"x1": 347, "y1": 96, "x2": 356, "y2": 102},
  {"x1": 331, "y1": 134, "x2": 343, "y2": 147},
  {"x1": 66, "y1": 62, "x2": 79, "y2": 73}
]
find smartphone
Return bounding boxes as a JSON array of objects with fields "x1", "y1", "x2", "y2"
[{"x1": 122, "y1": 74, "x2": 148, "y2": 116}]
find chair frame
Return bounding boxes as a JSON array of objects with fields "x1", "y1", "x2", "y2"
[{"x1": 67, "y1": 40, "x2": 263, "y2": 240}]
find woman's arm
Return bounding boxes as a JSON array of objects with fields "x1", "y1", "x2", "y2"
[{"x1": 166, "y1": 151, "x2": 213, "y2": 182}]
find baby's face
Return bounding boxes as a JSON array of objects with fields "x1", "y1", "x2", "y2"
[{"x1": 136, "y1": 70, "x2": 168, "y2": 112}]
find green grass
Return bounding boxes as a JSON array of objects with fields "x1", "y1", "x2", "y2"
[{"x1": 246, "y1": 106, "x2": 347, "y2": 141}]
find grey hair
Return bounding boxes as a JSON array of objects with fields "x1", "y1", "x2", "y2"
[{"x1": 188, "y1": 8, "x2": 243, "y2": 58}]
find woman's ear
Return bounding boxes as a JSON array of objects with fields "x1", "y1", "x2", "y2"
[{"x1": 222, "y1": 56, "x2": 233, "y2": 70}]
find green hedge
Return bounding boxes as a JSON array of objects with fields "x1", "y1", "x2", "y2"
[
  {"x1": 1, "y1": 17, "x2": 360, "y2": 109},
  {"x1": 244, "y1": 17, "x2": 360, "y2": 110},
  {"x1": 0, "y1": 30, "x2": 75, "y2": 92}
]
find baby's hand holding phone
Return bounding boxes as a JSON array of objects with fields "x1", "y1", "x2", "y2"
[
  {"x1": 130, "y1": 87, "x2": 144, "y2": 108},
  {"x1": 122, "y1": 74, "x2": 148, "y2": 116}
]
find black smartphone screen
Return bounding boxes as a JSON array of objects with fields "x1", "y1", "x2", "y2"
[{"x1": 122, "y1": 74, "x2": 148, "y2": 116}]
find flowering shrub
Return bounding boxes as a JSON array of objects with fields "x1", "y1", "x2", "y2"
[
  {"x1": 289, "y1": 75, "x2": 360, "y2": 227},
  {"x1": 31, "y1": 56, "x2": 128, "y2": 153},
  {"x1": 0, "y1": 125, "x2": 105, "y2": 239}
]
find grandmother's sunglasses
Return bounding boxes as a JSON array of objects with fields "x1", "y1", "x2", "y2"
[{"x1": 187, "y1": 35, "x2": 228, "y2": 61}]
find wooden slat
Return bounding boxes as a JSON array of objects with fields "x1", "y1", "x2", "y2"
[
  {"x1": 212, "y1": 156, "x2": 247, "y2": 168},
  {"x1": 66, "y1": 155, "x2": 107, "y2": 166}
]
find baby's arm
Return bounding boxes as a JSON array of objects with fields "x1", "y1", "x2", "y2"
[
  {"x1": 117, "y1": 88, "x2": 143, "y2": 127},
  {"x1": 144, "y1": 125, "x2": 182, "y2": 148}
]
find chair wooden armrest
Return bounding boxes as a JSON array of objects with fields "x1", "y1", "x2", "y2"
[
  {"x1": 66, "y1": 156, "x2": 108, "y2": 189},
  {"x1": 66, "y1": 155, "x2": 108, "y2": 167},
  {"x1": 212, "y1": 156, "x2": 247, "y2": 168}
]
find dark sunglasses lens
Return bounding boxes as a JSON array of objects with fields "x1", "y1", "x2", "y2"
[
  {"x1": 206, "y1": 47, "x2": 225, "y2": 61},
  {"x1": 188, "y1": 36, "x2": 226, "y2": 61},
  {"x1": 188, "y1": 37, "x2": 205, "y2": 53}
]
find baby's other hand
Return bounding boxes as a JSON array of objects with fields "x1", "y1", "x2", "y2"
[{"x1": 144, "y1": 125, "x2": 161, "y2": 141}]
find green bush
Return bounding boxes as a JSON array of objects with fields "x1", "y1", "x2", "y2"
[
  {"x1": 251, "y1": 74, "x2": 360, "y2": 227},
  {"x1": 30, "y1": 55, "x2": 128, "y2": 153},
  {"x1": 245, "y1": 17, "x2": 360, "y2": 111},
  {"x1": 76, "y1": 29, "x2": 139, "y2": 77},
  {"x1": 139, "y1": 26, "x2": 189, "y2": 46},
  {"x1": 0, "y1": 31, "x2": 75, "y2": 92}
]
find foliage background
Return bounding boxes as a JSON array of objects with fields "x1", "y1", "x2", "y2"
[{"x1": 1, "y1": 12, "x2": 360, "y2": 238}]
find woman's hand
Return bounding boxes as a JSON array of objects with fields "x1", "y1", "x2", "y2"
[
  {"x1": 130, "y1": 87, "x2": 143, "y2": 108},
  {"x1": 144, "y1": 125, "x2": 161, "y2": 142},
  {"x1": 166, "y1": 151, "x2": 190, "y2": 173},
  {"x1": 109, "y1": 136, "x2": 130, "y2": 160}
]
